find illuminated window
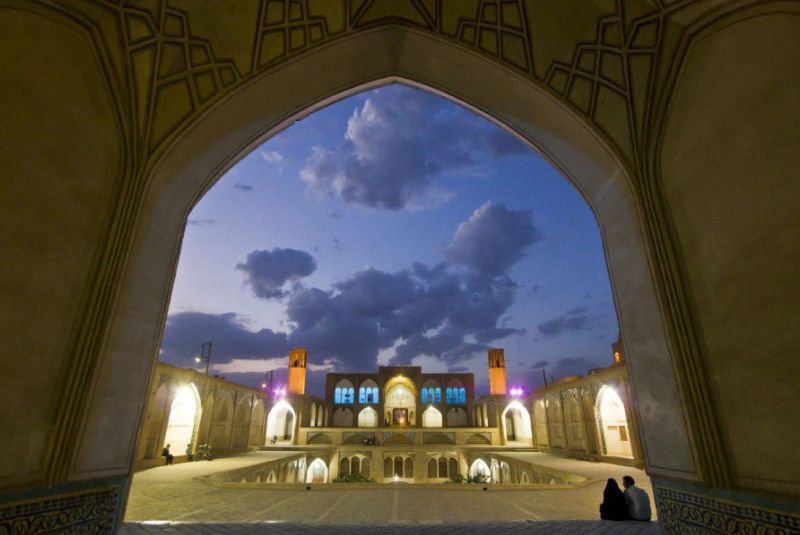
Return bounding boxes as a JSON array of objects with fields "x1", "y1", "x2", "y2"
[
  {"x1": 434, "y1": 388, "x2": 442, "y2": 403},
  {"x1": 422, "y1": 389, "x2": 428, "y2": 403},
  {"x1": 445, "y1": 387, "x2": 453, "y2": 404},
  {"x1": 335, "y1": 388, "x2": 342, "y2": 404},
  {"x1": 459, "y1": 387, "x2": 466, "y2": 404}
]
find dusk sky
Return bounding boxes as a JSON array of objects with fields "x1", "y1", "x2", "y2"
[{"x1": 160, "y1": 84, "x2": 619, "y2": 396}]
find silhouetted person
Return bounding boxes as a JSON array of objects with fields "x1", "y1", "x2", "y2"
[
  {"x1": 599, "y1": 478, "x2": 629, "y2": 520},
  {"x1": 162, "y1": 444, "x2": 174, "y2": 465},
  {"x1": 622, "y1": 475, "x2": 652, "y2": 521},
  {"x1": 185, "y1": 443, "x2": 193, "y2": 461}
]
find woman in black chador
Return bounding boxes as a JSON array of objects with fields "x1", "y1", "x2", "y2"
[{"x1": 599, "y1": 478, "x2": 629, "y2": 520}]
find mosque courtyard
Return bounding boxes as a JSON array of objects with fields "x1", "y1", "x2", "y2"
[{"x1": 123, "y1": 452, "x2": 656, "y2": 533}]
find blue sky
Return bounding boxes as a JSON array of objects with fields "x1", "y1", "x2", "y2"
[{"x1": 160, "y1": 84, "x2": 618, "y2": 396}]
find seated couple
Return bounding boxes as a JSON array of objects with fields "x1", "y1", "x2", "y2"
[{"x1": 600, "y1": 475, "x2": 652, "y2": 521}]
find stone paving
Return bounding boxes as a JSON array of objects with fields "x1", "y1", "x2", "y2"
[
  {"x1": 124, "y1": 453, "x2": 658, "y2": 533},
  {"x1": 121, "y1": 520, "x2": 658, "y2": 534}
]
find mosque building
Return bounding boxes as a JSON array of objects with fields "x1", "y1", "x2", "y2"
[{"x1": 136, "y1": 344, "x2": 641, "y2": 484}]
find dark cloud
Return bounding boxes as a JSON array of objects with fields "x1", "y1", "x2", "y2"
[
  {"x1": 160, "y1": 312, "x2": 289, "y2": 367},
  {"x1": 446, "y1": 202, "x2": 540, "y2": 278},
  {"x1": 536, "y1": 308, "x2": 591, "y2": 338},
  {"x1": 531, "y1": 359, "x2": 549, "y2": 368},
  {"x1": 234, "y1": 183, "x2": 254, "y2": 192},
  {"x1": 187, "y1": 218, "x2": 216, "y2": 226},
  {"x1": 299, "y1": 85, "x2": 525, "y2": 210},
  {"x1": 332, "y1": 237, "x2": 342, "y2": 250},
  {"x1": 236, "y1": 248, "x2": 317, "y2": 299}
]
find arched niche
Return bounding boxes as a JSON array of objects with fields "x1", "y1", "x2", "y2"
[
  {"x1": 469, "y1": 459, "x2": 491, "y2": 482},
  {"x1": 357, "y1": 406, "x2": 378, "y2": 428},
  {"x1": 94, "y1": 26, "x2": 693, "y2": 483},
  {"x1": 306, "y1": 458, "x2": 328, "y2": 484},
  {"x1": 596, "y1": 385, "x2": 633, "y2": 459},
  {"x1": 422, "y1": 406, "x2": 443, "y2": 428},
  {"x1": 266, "y1": 400, "x2": 296, "y2": 444},
  {"x1": 163, "y1": 383, "x2": 201, "y2": 458},
  {"x1": 502, "y1": 401, "x2": 533, "y2": 445}
]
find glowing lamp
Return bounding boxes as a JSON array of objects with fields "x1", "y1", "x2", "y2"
[
  {"x1": 261, "y1": 383, "x2": 267, "y2": 389},
  {"x1": 510, "y1": 387, "x2": 524, "y2": 398},
  {"x1": 194, "y1": 357, "x2": 201, "y2": 363}
]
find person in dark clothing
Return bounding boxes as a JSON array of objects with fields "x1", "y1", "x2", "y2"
[
  {"x1": 600, "y1": 478, "x2": 629, "y2": 520},
  {"x1": 162, "y1": 444, "x2": 174, "y2": 465}
]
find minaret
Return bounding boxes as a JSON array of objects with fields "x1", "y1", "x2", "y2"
[
  {"x1": 488, "y1": 348, "x2": 507, "y2": 396},
  {"x1": 287, "y1": 347, "x2": 307, "y2": 395}
]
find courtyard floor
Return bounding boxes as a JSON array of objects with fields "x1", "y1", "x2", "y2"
[{"x1": 123, "y1": 452, "x2": 657, "y2": 534}]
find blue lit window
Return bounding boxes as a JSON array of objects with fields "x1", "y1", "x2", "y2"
[
  {"x1": 434, "y1": 388, "x2": 442, "y2": 403},
  {"x1": 372, "y1": 387, "x2": 379, "y2": 403},
  {"x1": 446, "y1": 388, "x2": 453, "y2": 404},
  {"x1": 335, "y1": 388, "x2": 342, "y2": 404},
  {"x1": 422, "y1": 389, "x2": 428, "y2": 403},
  {"x1": 459, "y1": 387, "x2": 466, "y2": 404}
]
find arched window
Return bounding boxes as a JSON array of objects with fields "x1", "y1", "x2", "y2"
[
  {"x1": 434, "y1": 387, "x2": 442, "y2": 403},
  {"x1": 351, "y1": 457, "x2": 360, "y2": 474},
  {"x1": 427, "y1": 458, "x2": 437, "y2": 478},
  {"x1": 445, "y1": 387, "x2": 453, "y2": 404},
  {"x1": 394, "y1": 456, "x2": 403, "y2": 477},
  {"x1": 335, "y1": 380, "x2": 354, "y2": 404},
  {"x1": 358, "y1": 380, "x2": 379, "y2": 404},
  {"x1": 384, "y1": 457, "x2": 393, "y2": 478},
  {"x1": 449, "y1": 458, "x2": 459, "y2": 478},
  {"x1": 459, "y1": 387, "x2": 466, "y2": 404},
  {"x1": 404, "y1": 457, "x2": 414, "y2": 478},
  {"x1": 438, "y1": 457, "x2": 448, "y2": 478},
  {"x1": 340, "y1": 457, "x2": 350, "y2": 476},
  {"x1": 421, "y1": 388, "x2": 428, "y2": 403}
]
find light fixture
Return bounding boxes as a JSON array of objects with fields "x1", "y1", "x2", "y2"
[{"x1": 194, "y1": 357, "x2": 201, "y2": 363}]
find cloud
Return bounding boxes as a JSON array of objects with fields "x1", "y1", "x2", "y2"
[
  {"x1": 236, "y1": 248, "x2": 317, "y2": 299},
  {"x1": 234, "y1": 183, "x2": 254, "y2": 192},
  {"x1": 260, "y1": 150, "x2": 284, "y2": 164},
  {"x1": 212, "y1": 357, "x2": 334, "y2": 374},
  {"x1": 531, "y1": 359, "x2": 549, "y2": 368},
  {"x1": 536, "y1": 308, "x2": 591, "y2": 338},
  {"x1": 187, "y1": 218, "x2": 216, "y2": 226},
  {"x1": 299, "y1": 85, "x2": 525, "y2": 210},
  {"x1": 160, "y1": 312, "x2": 290, "y2": 366},
  {"x1": 446, "y1": 202, "x2": 540, "y2": 277}
]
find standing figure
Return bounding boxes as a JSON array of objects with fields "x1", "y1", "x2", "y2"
[{"x1": 185, "y1": 443, "x2": 193, "y2": 462}]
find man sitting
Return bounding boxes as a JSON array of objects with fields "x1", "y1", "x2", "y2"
[{"x1": 622, "y1": 475, "x2": 652, "y2": 521}]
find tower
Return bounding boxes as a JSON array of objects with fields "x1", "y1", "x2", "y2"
[
  {"x1": 287, "y1": 347, "x2": 307, "y2": 395},
  {"x1": 488, "y1": 348, "x2": 507, "y2": 396}
]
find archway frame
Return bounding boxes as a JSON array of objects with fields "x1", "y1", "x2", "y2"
[
  {"x1": 85, "y1": 26, "x2": 696, "y2": 486},
  {"x1": 501, "y1": 401, "x2": 533, "y2": 446},
  {"x1": 266, "y1": 400, "x2": 296, "y2": 444}
]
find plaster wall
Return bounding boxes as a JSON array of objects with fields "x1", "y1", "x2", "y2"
[{"x1": 661, "y1": 11, "x2": 800, "y2": 496}]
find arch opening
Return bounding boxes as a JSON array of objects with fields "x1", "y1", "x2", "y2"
[
  {"x1": 502, "y1": 401, "x2": 533, "y2": 445},
  {"x1": 306, "y1": 458, "x2": 328, "y2": 484},
  {"x1": 266, "y1": 400, "x2": 296, "y2": 444},
  {"x1": 596, "y1": 386, "x2": 633, "y2": 459},
  {"x1": 163, "y1": 384, "x2": 200, "y2": 458}
]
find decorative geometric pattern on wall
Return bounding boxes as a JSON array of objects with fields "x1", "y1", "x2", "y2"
[
  {"x1": 120, "y1": 4, "x2": 242, "y2": 152},
  {"x1": 544, "y1": 6, "x2": 663, "y2": 164},
  {"x1": 656, "y1": 486, "x2": 800, "y2": 535},
  {"x1": 0, "y1": 487, "x2": 119, "y2": 534}
]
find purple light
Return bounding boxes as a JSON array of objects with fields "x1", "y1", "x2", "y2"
[
  {"x1": 272, "y1": 385, "x2": 287, "y2": 398},
  {"x1": 510, "y1": 387, "x2": 524, "y2": 398}
]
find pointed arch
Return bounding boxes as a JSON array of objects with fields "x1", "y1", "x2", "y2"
[
  {"x1": 422, "y1": 406, "x2": 443, "y2": 428},
  {"x1": 266, "y1": 400, "x2": 296, "y2": 444},
  {"x1": 502, "y1": 401, "x2": 533, "y2": 445},
  {"x1": 357, "y1": 406, "x2": 378, "y2": 427},
  {"x1": 163, "y1": 383, "x2": 201, "y2": 458},
  {"x1": 306, "y1": 458, "x2": 328, "y2": 483},
  {"x1": 596, "y1": 385, "x2": 633, "y2": 458}
]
